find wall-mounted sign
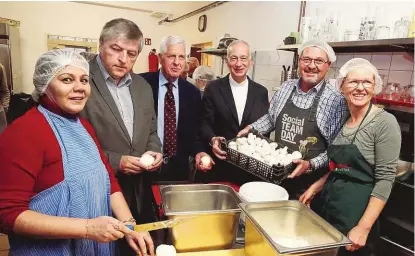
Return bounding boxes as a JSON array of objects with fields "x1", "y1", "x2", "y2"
[
  {"x1": 0, "y1": 17, "x2": 20, "y2": 27},
  {"x1": 145, "y1": 38, "x2": 151, "y2": 45}
]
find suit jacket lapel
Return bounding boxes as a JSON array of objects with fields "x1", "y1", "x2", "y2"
[
  {"x1": 218, "y1": 75, "x2": 239, "y2": 125},
  {"x1": 130, "y1": 78, "x2": 142, "y2": 147},
  {"x1": 177, "y1": 78, "x2": 188, "y2": 134},
  {"x1": 89, "y1": 58, "x2": 131, "y2": 141},
  {"x1": 241, "y1": 78, "x2": 257, "y2": 127}
]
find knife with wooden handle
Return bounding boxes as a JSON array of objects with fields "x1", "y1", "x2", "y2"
[{"x1": 132, "y1": 216, "x2": 194, "y2": 232}]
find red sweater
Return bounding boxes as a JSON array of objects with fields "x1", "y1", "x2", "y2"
[{"x1": 0, "y1": 105, "x2": 121, "y2": 234}]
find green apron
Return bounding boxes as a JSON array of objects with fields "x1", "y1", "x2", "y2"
[{"x1": 312, "y1": 104, "x2": 379, "y2": 255}]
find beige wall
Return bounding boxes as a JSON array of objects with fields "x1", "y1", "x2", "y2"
[{"x1": 0, "y1": 1, "x2": 171, "y2": 93}]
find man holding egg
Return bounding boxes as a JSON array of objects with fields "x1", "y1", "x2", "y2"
[
  {"x1": 80, "y1": 18, "x2": 163, "y2": 255},
  {"x1": 238, "y1": 39, "x2": 348, "y2": 199},
  {"x1": 140, "y1": 36, "x2": 212, "y2": 182}
]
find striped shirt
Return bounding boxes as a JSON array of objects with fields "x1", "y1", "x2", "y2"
[{"x1": 251, "y1": 79, "x2": 348, "y2": 169}]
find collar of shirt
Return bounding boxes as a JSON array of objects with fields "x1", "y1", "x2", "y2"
[
  {"x1": 229, "y1": 74, "x2": 249, "y2": 88},
  {"x1": 96, "y1": 55, "x2": 132, "y2": 87},
  {"x1": 295, "y1": 79, "x2": 325, "y2": 95},
  {"x1": 159, "y1": 70, "x2": 179, "y2": 88}
]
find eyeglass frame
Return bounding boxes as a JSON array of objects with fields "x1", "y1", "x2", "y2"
[
  {"x1": 343, "y1": 79, "x2": 375, "y2": 89},
  {"x1": 299, "y1": 57, "x2": 330, "y2": 66}
]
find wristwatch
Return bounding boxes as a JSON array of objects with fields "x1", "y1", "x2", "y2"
[{"x1": 306, "y1": 160, "x2": 315, "y2": 174}]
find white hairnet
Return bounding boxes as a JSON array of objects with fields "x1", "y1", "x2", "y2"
[
  {"x1": 32, "y1": 49, "x2": 89, "y2": 101},
  {"x1": 193, "y1": 66, "x2": 215, "y2": 81},
  {"x1": 298, "y1": 39, "x2": 336, "y2": 63},
  {"x1": 336, "y1": 58, "x2": 383, "y2": 95}
]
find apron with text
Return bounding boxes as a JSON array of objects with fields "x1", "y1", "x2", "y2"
[
  {"x1": 275, "y1": 82, "x2": 328, "y2": 199},
  {"x1": 313, "y1": 103, "x2": 378, "y2": 255},
  {"x1": 9, "y1": 105, "x2": 114, "y2": 256}
]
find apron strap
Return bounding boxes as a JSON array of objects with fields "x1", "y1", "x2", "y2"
[
  {"x1": 350, "y1": 103, "x2": 372, "y2": 144},
  {"x1": 308, "y1": 81, "x2": 326, "y2": 122}
]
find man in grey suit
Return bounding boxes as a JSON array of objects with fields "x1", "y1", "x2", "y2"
[{"x1": 80, "y1": 18, "x2": 162, "y2": 255}]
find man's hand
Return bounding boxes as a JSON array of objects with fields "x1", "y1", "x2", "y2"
[
  {"x1": 237, "y1": 126, "x2": 251, "y2": 137},
  {"x1": 119, "y1": 156, "x2": 145, "y2": 175},
  {"x1": 346, "y1": 225, "x2": 370, "y2": 252},
  {"x1": 288, "y1": 159, "x2": 311, "y2": 178},
  {"x1": 142, "y1": 151, "x2": 163, "y2": 172},
  {"x1": 195, "y1": 152, "x2": 215, "y2": 172},
  {"x1": 210, "y1": 137, "x2": 226, "y2": 160}
]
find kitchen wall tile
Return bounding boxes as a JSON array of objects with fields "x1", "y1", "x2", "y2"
[
  {"x1": 388, "y1": 70, "x2": 412, "y2": 86},
  {"x1": 353, "y1": 52, "x2": 372, "y2": 62},
  {"x1": 254, "y1": 51, "x2": 271, "y2": 65},
  {"x1": 275, "y1": 50, "x2": 295, "y2": 65},
  {"x1": 371, "y1": 52, "x2": 392, "y2": 70},
  {"x1": 326, "y1": 68, "x2": 336, "y2": 79},
  {"x1": 390, "y1": 52, "x2": 414, "y2": 71},
  {"x1": 377, "y1": 69, "x2": 390, "y2": 89},
  {"x1": 335, "y1": 54, "x2": 354, "y2": 69}
]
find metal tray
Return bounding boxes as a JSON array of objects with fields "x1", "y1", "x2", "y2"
[
  {"x1": 240, "y1": 201, "x2": 351, "y2": 255},
  {"x1": 221, "y1": 131, "x2": 304, "y2": 185},
  {"x1": 160, "y1": 184, "x2": 242, "y2": 252}
]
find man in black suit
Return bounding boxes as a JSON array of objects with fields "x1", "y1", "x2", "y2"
[
  {"x1": 140, "y1": 36, "x2": 210, "y2": 182},
  {"x1": 198, "y1": 40, "x2": 270, "y2": 185}
]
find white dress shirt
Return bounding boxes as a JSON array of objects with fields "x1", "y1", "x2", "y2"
[
  {"x1": 229, "y1": 75, "x2": 249, "y2": 125},
  {"x1": 157, "y1": 71, "x2": 179, "y2": 147},
  {"x1": 96, "y1": 55, "x2": 134, "y2": 141}
]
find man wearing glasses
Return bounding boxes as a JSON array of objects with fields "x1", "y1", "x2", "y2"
[
  {"x1": 199, "y1": 40, "x2": 270, "y2": 185},
  {"x1": 239, "y1": 39, "x2": 348, "y2": 199}
]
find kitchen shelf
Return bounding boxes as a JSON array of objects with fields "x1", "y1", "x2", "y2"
[
  {"x1": 373, "y1": 97, "x2": 415, "y2": 108},
  {"x1": 277, "y1": 38, "x2": 414, "y2": 53},
  {"x1": 198, "y1": 48, "x2": 227, "y2": 56}
]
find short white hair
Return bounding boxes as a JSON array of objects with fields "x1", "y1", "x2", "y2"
[
  {"x1": 160, "y1": 36, "x2": 186, "y2": 54},
  {"x1": 298, "y1": 39, "x2": 336, "y2": 63},
  {"x1": 226, "y1": 39, "x2": 251, "y2": 59}
]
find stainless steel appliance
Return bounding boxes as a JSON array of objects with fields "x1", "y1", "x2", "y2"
[
  {"x1": 0, "y1": 23, "x2": 22, "y2": 93},
  {"x1": 379, "y1": 108, "x2": 414, "y2": 255}
]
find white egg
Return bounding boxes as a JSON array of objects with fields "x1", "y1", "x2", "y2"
[
  {"x1": 254, "y1": 146, "x2": 263, "y2": 154},
  {"x1": 262, "y1": 143, "x2": 272, "y2": 152},
  {"x1": 291, "y1": 151, "x2": 302, "y2": 160},
  {"x1": 260, "y1": 139, "x2": 269, "y2": 147},
  {"x1": 255, "y1": 137, "x2": 262, "y2": 146},
  {"x1": 200, "y1": 155, "x2": 211, "y2": 167},
  {"x1": 228, "y1": 141, "x2": 237, "y2": 147},
  {"x1": 156, "y1": 244, "x2": 177, "y2": 256},
  {"x1": 282, "y1": 154, "x2": 294, "y2": 166},
  {"x1": 252, "y1": 153, "x2": 262, "y2": 161},
  {"x1": 236, "y1": 138, "x2": 246, "y2": 146},
  {"x1": 248, "y1": 133, "x2": 256, "y2": 141},
  {"x1": 279, "y1": 146, "x2": 288, "y2": 155},
  {"x1": 140, "y1": 154, "x2": 155, "y2": 167},
  {"x1": 247, "y1": 138, "x2": 256, "y2": 146},
  {"x1": 269, "y1": 142, "x2": 278, "y2": 150},
  {"x1": 263, "y1": 155, "x2": 273, "y2": 164},
  {"x1": 229, "y1": 144, "x2": 237, "y2": 150}
]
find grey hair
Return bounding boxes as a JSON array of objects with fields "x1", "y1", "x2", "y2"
[
  {"x1": 99, "y1": 18, "x2": 144, "y2": 53},
  {"x1": 160, "y1": 36, "x2": 186, "y2": 54},
  {"x1": 226, "y1": 40, "x2": 251, "y2": 59}
]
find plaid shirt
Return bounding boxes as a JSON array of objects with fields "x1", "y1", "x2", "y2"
[{"x1": 251, "y1": 79, "x2": 348, "y2": 169}]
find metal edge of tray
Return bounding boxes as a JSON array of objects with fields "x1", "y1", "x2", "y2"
[
  {"x1": 160, "y1": 184, "x2": 242, "y2": 216},
  {"x1": 239, "y1": 201, "x2": 351, "y2": 254}
]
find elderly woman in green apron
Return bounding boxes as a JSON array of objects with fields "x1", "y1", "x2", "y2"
[
  {"x1": 0, "y1": 49, "x2": 154, "y2": 256},
  {"x1": 300, "y1": 58, "x2": 401, "y2": 255}
]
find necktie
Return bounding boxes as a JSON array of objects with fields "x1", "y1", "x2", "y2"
[{"x1": 163, "y1": 82, "x2": 177, "y2": 157}]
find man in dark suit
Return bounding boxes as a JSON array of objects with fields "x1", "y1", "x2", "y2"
[
  {"x1": 140, "y1": 36, "x2": 210, "y2": 182},
  {"x1": 80, "y1": 18, "x2": 162, "y2": 255},
  {"x1": 199, "y1": 40, "x2": 270, "y2": 185}
]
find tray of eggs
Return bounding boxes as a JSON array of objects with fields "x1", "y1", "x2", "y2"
[{"x1": 221, "y1": 132, "x2": 304, "y2": 184}]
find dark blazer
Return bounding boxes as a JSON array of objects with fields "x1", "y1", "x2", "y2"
[
  {"x1": 139, "y1": 71, "x2": 204, "y2": 180},
  {"x1": 80, "y1": 57, "x2": 161, "y2": 223},
  {"x1": 198, "y1": 74, "x2": 270, "y2": 185},
  {"x1": 201, "y1": 74, "x2": 270, "y2": 142}
]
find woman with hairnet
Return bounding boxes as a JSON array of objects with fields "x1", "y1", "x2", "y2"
[
  {"x1": 300, "y1": 58, "x2": 401, "y2": 255},
  {"x1": 0, "y1": 49, "x2": 154, "y2": 256}
]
